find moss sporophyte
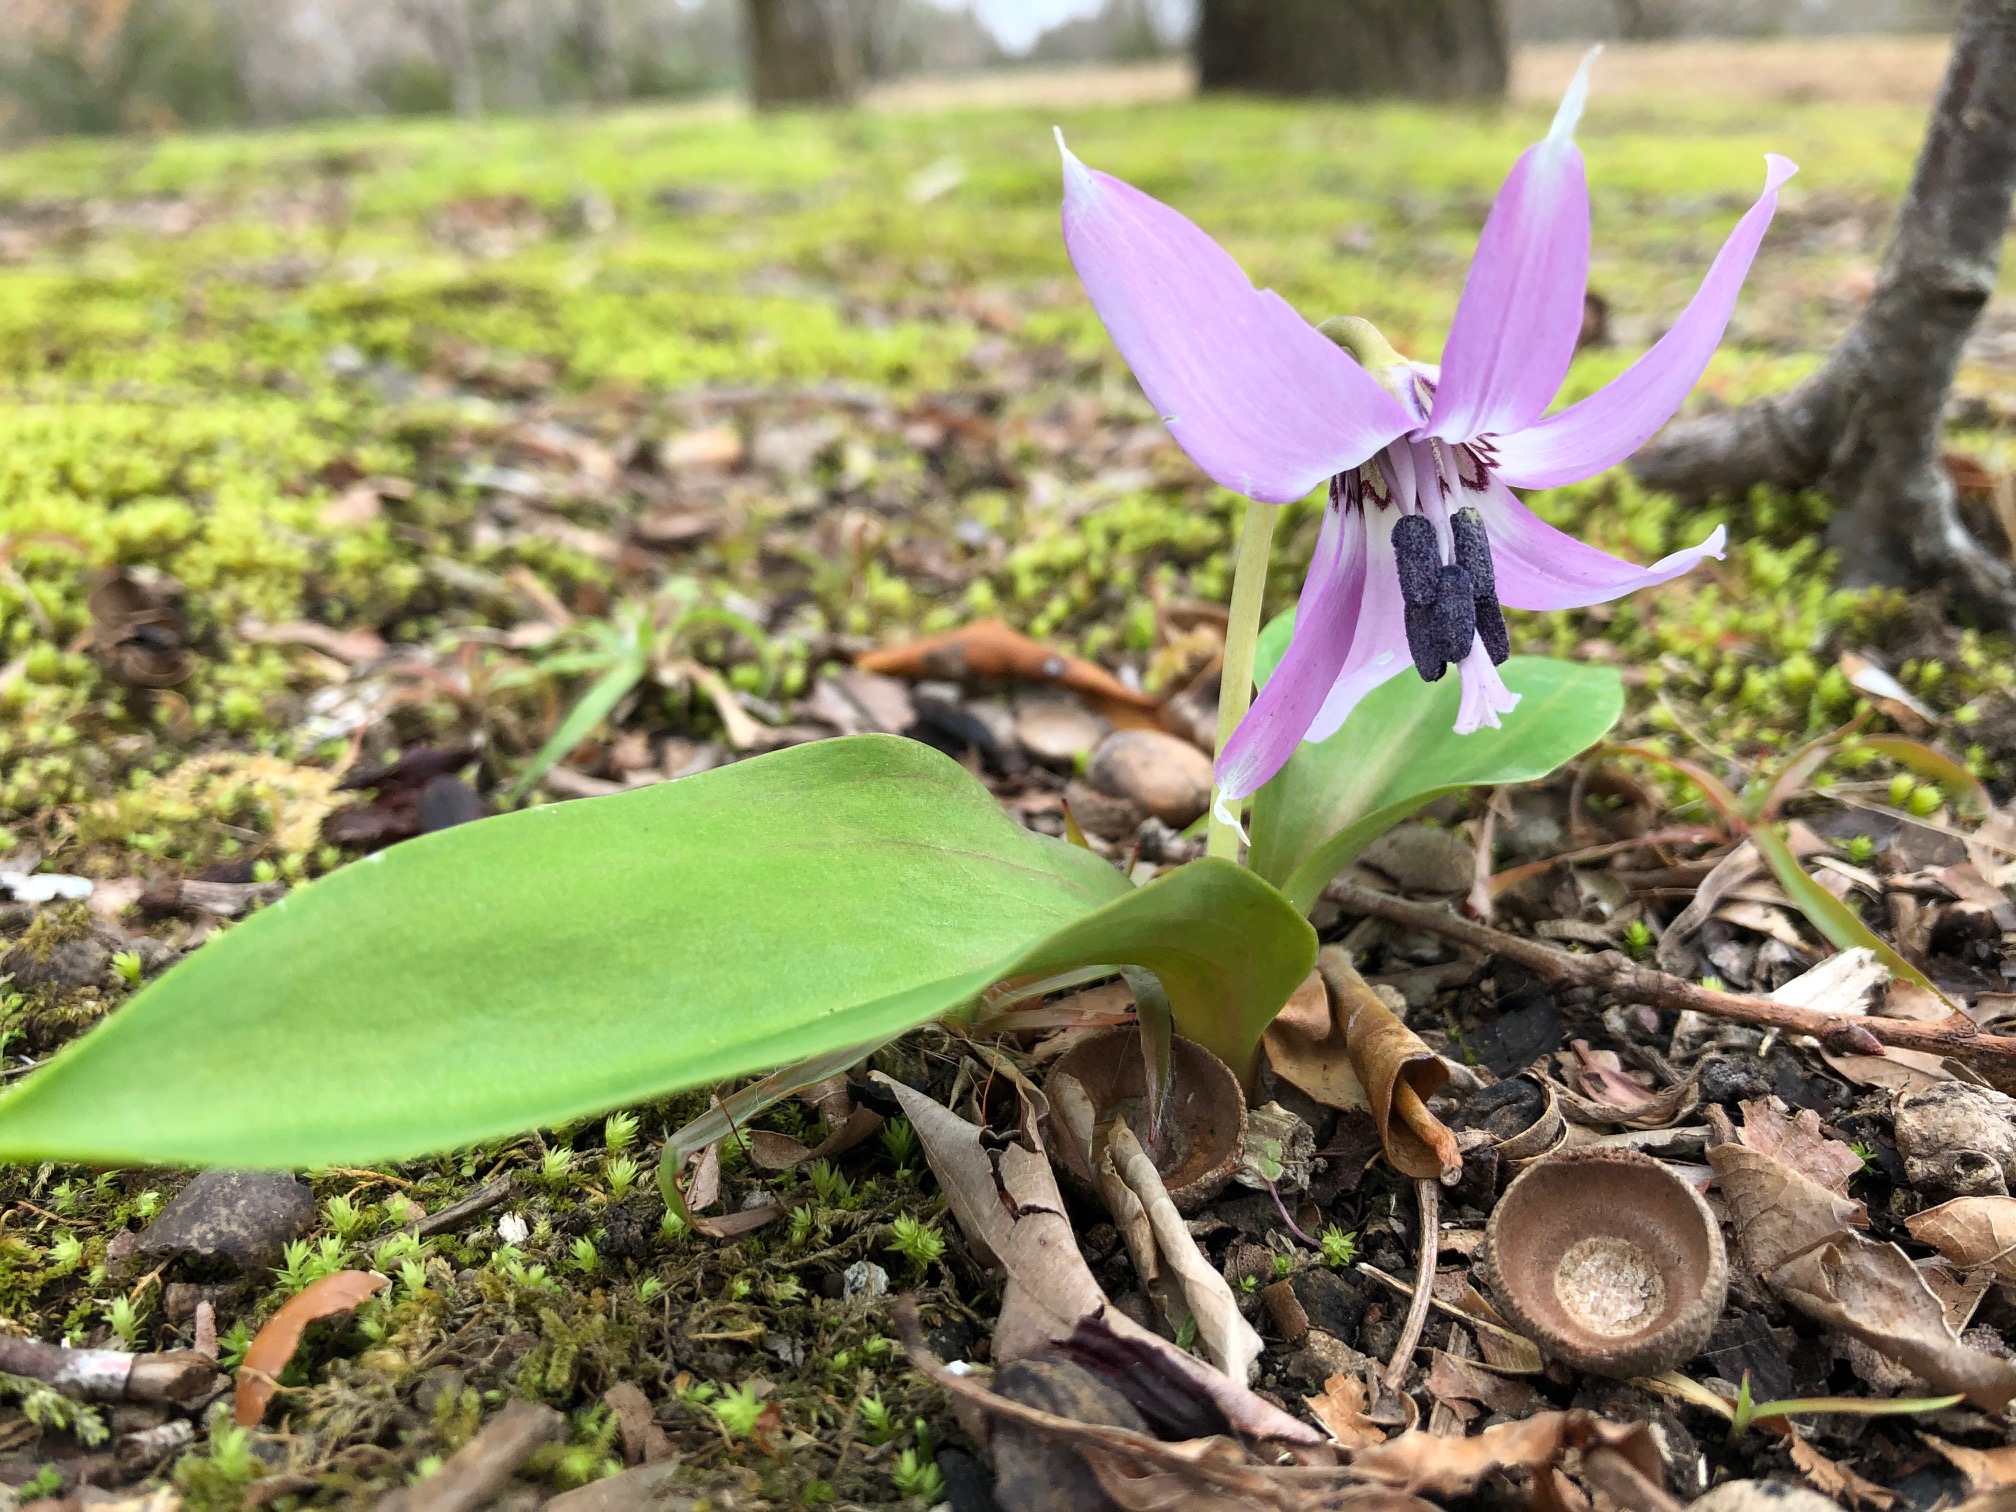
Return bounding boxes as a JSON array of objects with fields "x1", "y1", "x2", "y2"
[{"x1": 1057, "y1": 50, "x2": 1793, "y2": 829}]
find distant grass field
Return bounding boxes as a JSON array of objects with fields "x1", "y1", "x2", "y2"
[{"x1": 1, "y1": 36, "x2": 2007, "y2": 867}]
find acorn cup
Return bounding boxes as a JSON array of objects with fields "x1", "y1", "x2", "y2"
[
  {"x1": 1483, "y1": 1145, "x2": 1728, "y2": 1379},
  {"x1": 1043, "y1": 1027, "x2": 1246, "y2": 1214}
]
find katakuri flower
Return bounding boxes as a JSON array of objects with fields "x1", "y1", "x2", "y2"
[{"x1": 1058, "y1": 56, "x2": 1795, "y2": 803}]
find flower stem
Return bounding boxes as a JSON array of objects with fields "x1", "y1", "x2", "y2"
[{"x1": 1206, "y1": 500, "x2": 1280, "y2": 862}]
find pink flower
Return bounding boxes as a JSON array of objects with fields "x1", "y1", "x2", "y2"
[{"x1": 1058, "y1": 58, "x2": 1795, "y2": 802}]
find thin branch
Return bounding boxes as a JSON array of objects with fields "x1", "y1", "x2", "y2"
[
  {"x1": 1323, "y1": 880, "x2": 2016, "y2": 1069},
  {"x1": 1384, "y1": 1178, "x2": 1439, "y2": 1395}
]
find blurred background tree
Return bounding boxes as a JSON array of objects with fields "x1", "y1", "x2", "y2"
[
  {"x1": 0, "y1": 0, "x2": 1972, "y2": 137},
  {"x1": 1197, "y1": 0, "x2": 1507, "y2": 100}
]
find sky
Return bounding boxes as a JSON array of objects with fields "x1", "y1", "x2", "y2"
[{"x1": 960, "y1": 0, "x2": 1108, "y2": 53}]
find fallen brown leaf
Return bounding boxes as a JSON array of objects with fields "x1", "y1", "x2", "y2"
[
  {"x1": 1771, "y1": 1236, "x2": 2016, "y2": 1412},
  {"x1": 1788, "y1": 1427, "x2": 1897, "y2": 1509},
  {"x1": 1304, "y1": 1373, "x2": 1387, "y2": 1451},
  {"x1": 1907, "y1": 1196, "x2": 2016, "y2": 1282},
  {"x1": 1708, "y1": 1141, "x2": 1866, "y2": 1274},
  {"x1": 1926, "y1": 1433, "x2": 2016, "y2": 1494},
  {"x1": 234, "y1": 1270, "x2": 387, "y2": 1426},
  {"x1": 1309, "y1": 949, "x2": 1461, "y2": 1182},
  {"x1": 1736, "y1": 1098, "x2": 1865, "y2": 1195},
  {"x1": 1349, "y1": 1411, "x2": 1663, "y2": 1499},
  {"x1": 858, "y1": 619, "x2": 1162, "y2": 727},
  {"x1": 88, "y1": 569, "x2": 193, "y2": 689}
]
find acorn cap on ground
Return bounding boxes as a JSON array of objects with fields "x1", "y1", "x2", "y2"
[
  {"x1": 1483, "y1": 1145, "x2": 1727, "y2": 1379},
  {"x1": 1043, "y1": 1027, "x2": 1245, "y2": 1213}
]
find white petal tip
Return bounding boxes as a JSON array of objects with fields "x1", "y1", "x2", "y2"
[
  {"x1": 1764, "y1": 153, "x2": 1799, "y2": 191},
  {"x1": 1211, "y1": 790, "x2": 1250, "y2": 845},
  {"x1": 1705, "y1": 523, "x2": 1729, "y2": 558},
  {"x1": 1549, "y1": 47, "x2": 1601, "y2": 142}
]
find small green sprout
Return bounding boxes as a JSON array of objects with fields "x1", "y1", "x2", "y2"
[
  {"x1": 217, "y1": 1320, "x2": 254, "y2": 1370},
  {"x1": 398, "y1": 1259, "x2": 429, "y2": 1298},
  {"x1": 111, "y1": 950, "x2": 144, "y2": 988},
  {"x1": 1888, "y1": 773, "x2": 1915, "y2": 807},
  {"x1": 1238, "y1": 1274, "x2": 1258, "y2": 1295},
  {"x1": 569, "y1": 1236, "x2": 600, "y2": 1275},
  {"x1": 539, "y1": 1147, "x2": 574, "y2": 1188},
  {"x1": 660, "y1": 1208, "x2": 689, "y2": 1241},
  {"x1": 880, "y1": 1117, "x2": 919, "y2": 1167},
  {"x1": 1254, "y1": 1138, "x2": 1284, "y2": 1184},
  {"x1": 1842, "y1": 834, "x2": 1877, "y2": 865},
  {"x1": 1622, "y1": 918, "x2": 1655, "y2": 958},
  {"x1": 131, "y1": 1190, "x2": 162, "y2": 1221},
  {"x1": 373, "y1": 1232, "x2": 423, "y2": 1271},
  {"x1": 677, "y1": 1379, "x2": 718, "y2": 1408},
  {"x1": 1908, "y1": 782, "x2": 1943, "y2": 817},
  {"x1": 787, "y1": 1205, "x2": 817, "y2": 1247},
  {"x1": 19, "y1": 1465, "x2": 66, "y2": 1502},
  {"x1": 1319, "y1": 1226, "x2": 1358, "y2": 1269},
  {"x1": 174, "y1": 1422, "x2": 262, "y2": 1505},
  {"x1": 892, "y1": 1431, "x2": 943, "y2": 1502},
  {"x1": 275, "y1": 1236, "x2": 346, "y2": 1295},
  {"x1": 859, "y1": 1392, "x2": 897, "y2": 1445},
  {"x1": 45, "y1": 1233, "x2": 83, "y2": 1274},
  {"x1": 1175, "y1": 1315, "x2": 1198, "y2": 1349},
  {"x1": 604, "y1": 1155, "x2": 640, "y2": 1198},
  {"x1": 809, "y1": 1159, "x2": 853, "y2": 1207},
  {"x1": 604, "y1": 1110, "x2": 640, "y2": 1154},
  {"x1": 707, "y1": 1381, "x2": 765, "y2": 1438},
  {"x1": 324, "y1": 1194, "x2": 372, "y2": 1240},
  {"x1": 1849, "y1": 1139, "x2": 1876, "y2": 1166},
  {"x1": 1270, "y1": 1252, "x2": 1293, "y2": 1280},
  {"x1": 765, "y1": 1275, "x2": 804, "y2": 1304},
  {"x1": 887, "y1": 1214, "x2": 945, "y2": 1277},
  {"x1": 103, "y1": 1295, "x2": 144, "y2": 1348},
  {"x1": 636, "y1": 1277, "x2": 665, "y2": 1303}
]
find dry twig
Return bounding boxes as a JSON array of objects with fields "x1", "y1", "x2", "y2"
[{"x1": 1324, "y1": 881, "x2": 2016, "y2": 1070}]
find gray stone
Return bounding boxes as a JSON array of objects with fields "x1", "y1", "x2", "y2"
[{"x1": 126, "y1": 1169, "x2": 316, "y2": 1280}]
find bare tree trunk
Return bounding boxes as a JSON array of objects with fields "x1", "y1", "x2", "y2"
[
  {"x1": 404, "y1": 0, "x2": 483, "y2": 116},
  {"x1": 1633, "y1": 0, "x2": 2016, "y2": 620},
  {"x1": 1196, "y1": 0, "x2": 1507, "y2": 101},
  {"x1": 744, "y1": 0, "x2": 858, "y2": 109}
]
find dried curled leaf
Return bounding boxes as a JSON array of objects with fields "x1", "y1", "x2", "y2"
[
  {"x1": 1265, "y1": 954, "x2": 1459, "y2": 1182},
  {"x1": 1907, "y1": 1197, "x2": 2016, "y2": 1283},
  {"x1": 858, "y1": 619, "x2": 1162, "y2": 726},
  {"x1": 1736, "y1": 1098, "x2": 1866, "y2": 1195},
  {"x1": 234, "y1": 1270, "x2": 387, "y2": 1426},
  {"x1": 1304, "y1": 1373, "x2": 1386, "y2": 1451}
]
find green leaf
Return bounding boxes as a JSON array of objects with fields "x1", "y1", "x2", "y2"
[
  {"x1": 0, "y1": 735, "x2": 1313, "y2": 1168},
  {"x1": 1247, "y1": 612, "x2": 1624, "y2": 914},
  {"x1": 1751, "y1": 821, "x2": 1950, "y2": 1004}
]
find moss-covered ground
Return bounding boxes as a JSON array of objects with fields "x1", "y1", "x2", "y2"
[{"x1": 6, "y1": 42, "x2": 2016, "y2": 1509}]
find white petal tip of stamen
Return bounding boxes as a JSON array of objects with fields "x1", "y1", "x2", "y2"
[{"x1": 1548, "y1": 46, "x2": 1601, "y2": 143}]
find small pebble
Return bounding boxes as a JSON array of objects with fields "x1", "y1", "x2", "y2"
[
  {"x1": 1013, "y1": 696, "x2": 1108, "y2": 764},
  {"x1": 1084, "y1": 729, "x2": 1212, "y2": 827},
  {"x1": 842, "y1": 1260, "x2": 888, "y2": 1299}
]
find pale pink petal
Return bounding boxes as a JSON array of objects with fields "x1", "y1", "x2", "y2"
[
  {"x1": 1455, "y1": 639, "x2": 1521, "y2": 733},
  {"x1": 1479, "y1": 480, "x2": 1726, "y2": 611},
  {"x1": 1491, "y1": 154, "x2": 1798, "y2": 489},
  {"x1": 1216, "y1": 508, "x2": 1367, "y2": 801},
  {"x1": 1059, "y1": 134, "x2": 1415, "y2": 504},
  {"x1": 1427, "y1": 53, "x2": 1596, "y2": 444},
  {"x1": 1306, "y1": 511, "x2": 1410, "y2": 743}
]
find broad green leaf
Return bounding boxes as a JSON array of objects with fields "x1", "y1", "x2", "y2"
[
  {"x1": 1247, "y1": 611, "x2": 1625, "y2": 914},
  {"x1": 0, "y1": 735, "x2": 1312, "y2": 1168}
]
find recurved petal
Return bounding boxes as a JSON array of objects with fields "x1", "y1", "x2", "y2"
[
  {"x1": 1216, "y1": 508, "x2": 1368, "y2": 801},
  {"x1": 1059, "y1": 135, "x2": 1414, "y2": 504},
  {"x1": 1478, "y1": 480, "x2": 1725, "y2": 611},
  {"x1": 1490, "y1": 154, "x2": 1798, "y2": 489},
  {"x1": 1306, "y1": 512, "x2": 1411, "y2": 743},
  {"x1": 1426, "y1": 51, "x2": 1596, "y2": 444}
]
